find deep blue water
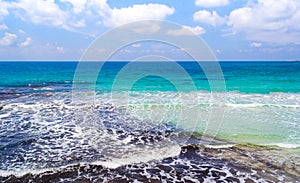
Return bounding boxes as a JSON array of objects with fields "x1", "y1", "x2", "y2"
[{"x1": 0, "y1": 61, "x2": 299, "y2": 93}]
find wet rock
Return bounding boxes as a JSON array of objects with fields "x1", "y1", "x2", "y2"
[
  {"x1": 110, "y1": 177, "x2": 128, "y2": 183},
  {"x1": 146, "y1": 168, "x2": 161, "y2": 175},
  {"x1": 174, "y1": 164, "x2": 190, "y2": 170},
  {"x1": 179, "y1": 145, "x2": 202, "y2": 160},
  {"x1": 225, "y1": 176, "x2": 240, "y2": 182},
  {"x1": 211, "y1": 170, "x2": 227, "y2": 179},
  {"x1": 157, "y1": 164, "x2": 173, "y2": 173},
  {"x1": 149, "y1": 178, "x2": 161, "y2": 183},
  {"x1": 162, "y1": 157, "x2": 174, "y2": 164},
  {"x1": 129, "y1": 173, "x2": 145, "y2": 180},
  {"x1": 245, "y1": 178, "x2": 256, "y2": 183}
]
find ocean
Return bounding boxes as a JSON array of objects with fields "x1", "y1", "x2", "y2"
[{"x1": 0, "y1": 61, "x2": 299, "y2": 182}]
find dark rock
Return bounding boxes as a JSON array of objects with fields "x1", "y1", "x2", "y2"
[
  {"x1": 174, "y1": 168, "x2": 185, "y2": 175},
  {"x1": 179, "y1": 145, "x2": 201, "y2": 160},
  {"x1": 162, "y1": 157, "x2": 174, "y2": 164},
  {"x1": 146, "y1": 168, "x2": 161, "y2": 175},
  {"x1": 129, "y1": 173, "x2": 146, "y2": 180},
  {"x1": 157, "y1": 164, "x2": 173, "y2": 173},
  {"x1": 211, "y1": 170, "x2": 226, "y2": 179},
  {"x1": 149, "y1": 178, "x2": 161, "y2": 183},
  {"x1": 225, "y1": 176, "x2": 240, "y2": 182},
  {"x1": 131, "y1": 169, "x2": 144, "y2": 174},
  {"x1": 109, "y1": 177, "x2": 128, "y2": 183},
  {"x1": 73, "y1": 178, "x2": 92, "y2": 183},
  {"x1": 245, "y1": 178, "x2": 256, "y2": 183},
  {"x1": 174, "y1": 164, "x2": 189, "y2": 170}
]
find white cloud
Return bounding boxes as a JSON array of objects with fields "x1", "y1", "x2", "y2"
[
  {"x1": 0, "y1": 32, "x2": 17, "y2": 46},
  {"x1": 19, "y1": 37, "x2": 32, "y2": 47},
  {"x1": 60, "y1": 0, "x2": 87, "y2": 14},
  {"x1": 102, "y1": 3, "x2": 175, "y2": 27},
  {"x1": 18, "y1": 29, "x2": 26, "y2": 34},
  {"x1": 56, "y1": 46, "x2": 64, "y2": 52},
  {"x1": 195, "y1": 0, "x2": 229, "y2": 7},
  {"x1": 250, "y1": 42, "x2": 262, "y2": 47},
  {"x1": 14, "y1": 0, "x2": 69, "y2": 29},
  {"x1": 0, "y1": 24, "x2": 7, "y2": 30},
  {"x1": 132, "y1": 43, "x2": 141, "y2": 48},
  {"x1": 123, "y1": 20, "x2": 161, "y2": 34},
  {"x1": 88, "y1": 0, "x2": 174, "y2": 28},
  {"x1": 0, "y1": 0, "x2": 9, "y2": 30},
  {"x1": 227, "y1": 7, "x2": 253, "y2": 32},
  {"x1": 184, "y1": 26, "x2": 206, "y2": 35},
  {"x1": 167, "y1": 25, "x2": 205, "y2": 36},
  {"x1": 0, "y1": 2, "x2": 9, "y2": 16},
  {"x1": 193, "y1": 10, "x2": 226, "y2": 26},
  {"x1": 88, "y1": 0, "x2": 111, "y2": 17},
  {"x1": 227, "y1": 0, "x2": 300, "y2": 44},
  {"x1": 1, "y1": 0, "x2": 174, "y2": 36},
  {"x1": 72, "y1": 19, "x2": 86, "y2": 27}
]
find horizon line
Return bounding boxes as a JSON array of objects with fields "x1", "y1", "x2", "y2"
[{"x1": 0, "y1": 60, "x2": 298, "y2": 62}]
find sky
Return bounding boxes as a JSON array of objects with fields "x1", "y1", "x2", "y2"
[{"x1": 0, "y1": 0, "x2": 300, "y2": 61}]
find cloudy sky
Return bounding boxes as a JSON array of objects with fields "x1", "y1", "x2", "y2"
[{"x1": 0, "y1": 0, "x2": 299, "y2": 61}]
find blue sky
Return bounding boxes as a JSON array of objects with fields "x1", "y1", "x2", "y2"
[{"x1": 0, "y1": 0, "x2": 299, "y2": 61}]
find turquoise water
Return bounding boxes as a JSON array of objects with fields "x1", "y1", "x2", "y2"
[
  {"x1": 0, "y1": 61, "x2": 299, "y2": 147},
  {"x1": 0, "y1": 61, "x2": 299, "y2": 93}
]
